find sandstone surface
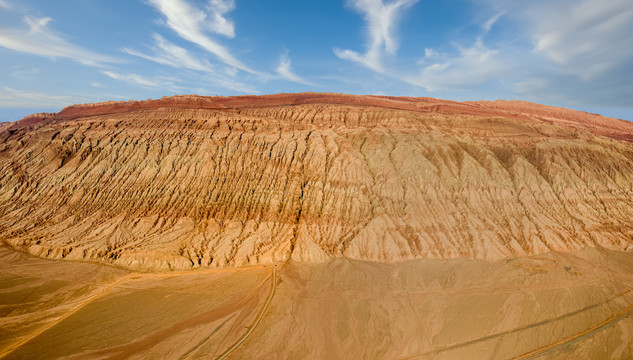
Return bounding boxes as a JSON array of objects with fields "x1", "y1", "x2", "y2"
[{"x1": 1, "y1": 93, "x2": 633, "y2": 270}]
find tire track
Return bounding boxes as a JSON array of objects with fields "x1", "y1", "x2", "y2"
[
  {"x1": 509, "y1": 302, "x2": 633, "y2": 359},
  {"x1": 398, "y1": 289, "x2": 633, "y2": 360},
  {"x1": 215, "y1": 264, "x2": 278, "y2": 360},
  {"x1": 0, "y1": 273, "x2": 133, "y2": 359},
  {"x1": 0, "y1": 264, "x2": 269, "y2": 359}
]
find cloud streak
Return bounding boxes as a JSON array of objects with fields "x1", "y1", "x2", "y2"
[
  {"x1": 468, "y1": 0, "x2": 633, "y2": 108},
  {"x1": 530, "y1": 0, "x2": 633, "y2": 80},
  {"x1": 147, "y1": 0, "x2": 257, "y2": 74},
  {"x1": 0, "y1": 87, "x2": 83, "y2": 107},
  {"x1": 477, "y1": 0, "x2": 633, "y2": 80},
  {"x1": 123, "y1": 35, "x2": 259, "y2": 93},
  {"x1": 410, "y1": 40, "x2": 507, "y2": 91},
  {"x1": 207, "y1": 0, "x2": 236, "y2": 37},
  {"x1": 276, "y1": 53, "x2": 316, "y2": 86},
  {"x1": 334, "y1": 0, "x2": 418, "y2": 72},
  {"x1": 0, "y1": 16, "x2": 120, "y2": 66},
  {"x1": 101, "y1": 71, "x2": 179, "y2": 90},
  {"x1": 338, "y1": 5, "x2": 508, "y2": 92},
  {"x1": 408, "y1": 13, "x2": 508, "y2": 91},
  {"x1": 123, "y1": 33, "x2": 214, "y2": 72}
]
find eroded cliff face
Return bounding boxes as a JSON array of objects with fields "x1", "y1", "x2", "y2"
[{"x1": 1, "y1": 93, "x2": 633, "y2": 270}]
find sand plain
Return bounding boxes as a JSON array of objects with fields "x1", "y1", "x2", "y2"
[{"x1": 1, "y1": 246, "x2": 633, "y2": 359}]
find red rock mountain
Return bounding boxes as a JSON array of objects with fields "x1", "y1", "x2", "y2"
[{"x1": 1, "y1": 93, "x2": 633, "y2": 270}]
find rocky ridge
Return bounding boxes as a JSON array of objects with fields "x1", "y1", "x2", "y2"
[{"x1": 1, "y1": 93, "x2": 633, "y2": 270}]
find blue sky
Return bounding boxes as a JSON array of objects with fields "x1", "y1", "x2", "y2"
[{"x1": 0, "y1": 0, "x2": 632, "y2": 122}]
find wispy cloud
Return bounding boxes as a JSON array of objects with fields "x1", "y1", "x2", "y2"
[
  {"x1": 338, "y1": 5, "x2": 508, "y2": 92},
  {"x1": 477, "y1": 0, "x2": 633, "y2": 80},
  {"x1": 408, "y1": 13, "x2": 508, "y2": 91},
  {"x1": 203, "y1": 76, "x2": 259, "y2": 94},
  {"x1": 123, "y1": 33, "x2": 214, "y2": 72},
  {"x1": 197, "y1": 64, "x2": 260, "y2": 93},
  {"x1": 101, "y1": 68, "x2": 254, "y2": 94},
  {"x1": 200, "y1": 67, "x2": 260, "y2": 94},
  {"x1": 469, "y1": 0, "x2": 633, "y2": 107},
  {"x1": 334, "y1": 0, "x2": 418, "y2": 72},
  {"x1": 0, "y1": 87, "x2": 83, "y2": 107},
  {"x1": 530, "y1": 0, "x2": 633, "y2": 80},
  {"x1": 410, "y1": 40, "x2": 507, "y2": 91},
  {"x1": 123, "y1": 34, "x2": 259, "y2": 93},
  {"x1": 147, "y1": 0, "x2": 257, "y2": 74},
  {"x1": 207, "y1": 0, "x2": 236, "y2": 37},
  {"x1": 9, "y1": 65, "x2": 40, "y2": 80},
  {"x1": 0, "y1": 16, "x2": 120, "y2": 66},
  {"x1": 0, "y1": 0, "x2": 10, "y2": 9},
  {"x1": 276, "y1": 53, "x2": 316, "y2": 86},
  {"x1": 101, "y1": 71, "x2": 179, "y2": 90},
  {"x1": 482, "y1": 11, "x2": 504, "y2": 35}
]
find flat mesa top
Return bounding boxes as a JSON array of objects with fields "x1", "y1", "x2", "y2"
[{"x1": 6, "y1": 93, "x2": 633, "y2": 142}]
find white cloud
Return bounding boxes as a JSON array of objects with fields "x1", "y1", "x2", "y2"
[
  {"x1": 482, "y1": 11, "x2": 504, "y2": 35},
  {"x1": 464, "y1": 0, "x2": 633, "y2": 109},
  {"x1": 335, "y1": 2, "x2": 508, "y2": 91},
  {"x1": 206, "y1": 76, "x2": 259, "y2": 94},
  {"x1": 147, "y1": 0, "x2": 257, "y2": 74},
  {"x1": 514, "y1": 78, "x2": 549, "y2": 95},
  {"x1": 101, "y1": 71, "x2": 178, "y2": 90},
  {"x1": 0, "y1": 0, "x2": 10, "y2": 9},
  {"x1": 207, "y1": 0, "x2": 236, "y2": 37},
  {"x1": 123, "y1": 34, "x2": 259, "y2": 93},
  {"x1": 9, "y1": 65, "x2": 40, "y2": 79},
  {"x1": 0, "y1": 16, "x2": 120, "y2": 67},
  {"x1": 102, "y1": 68, "x2": 254, "y2": 94},
  {"x1": 530, "y1": 0, "x2": 633, "y2": 80},
  {"x1": 410, "y1": 40, "x2": 507, "y2": 91},
  {"x1": 403, "y1": 12, "x2": 509, "y2": 91},
  {"x1": 276, "y1": 53, "x2": 316, "y2": 86},
  {"x1": 211, "y1": 66, "x2": 260, "y2": 93},
  {"x1": 123, "y1": 33, "x2": 214, "y2": 72},
  {"x1": 477, "y1": 0, "x2": 633, "y2": 80},
  {"x1": 334, "y1": 0, "x2": 418, "y2": 72},
  {"x1": 0, "y1": 87, "x2": 83, "y2": 107}
]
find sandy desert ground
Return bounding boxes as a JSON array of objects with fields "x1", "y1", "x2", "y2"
[{"x1": 2, "y1": 246, "x2": 633, "y2": 359}]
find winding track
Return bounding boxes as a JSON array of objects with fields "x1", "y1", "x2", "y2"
[
  {"x1": 2, "y1": 258, "x2": 630, "y2": 359},
  {"x1": 215, "y1": 264, "x2": 278, "y2": 360}
]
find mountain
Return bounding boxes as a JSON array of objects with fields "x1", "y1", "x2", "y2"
[
  {"x1": 1, "y1": 93, "x2": 633, "y2": 271},
  {"x1": 2, "y1": 93, "x2": 633, "y2": 359}
]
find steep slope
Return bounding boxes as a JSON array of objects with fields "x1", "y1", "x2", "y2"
[{"x1": 1, "y1": 93, "x2": 633, "y2": 271}]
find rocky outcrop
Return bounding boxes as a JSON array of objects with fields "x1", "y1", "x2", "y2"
[{"x1": 1, "y1": 93, "x2": 633, "y2": 270}]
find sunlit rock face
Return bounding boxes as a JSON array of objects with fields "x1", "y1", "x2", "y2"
[{"x1": 1, "y1": 93, "x2": 633, "y2": 271}]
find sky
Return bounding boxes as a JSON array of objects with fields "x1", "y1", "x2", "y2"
[{"x1": 0, "y1": 0, "x2": 632, "y2": 122}]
